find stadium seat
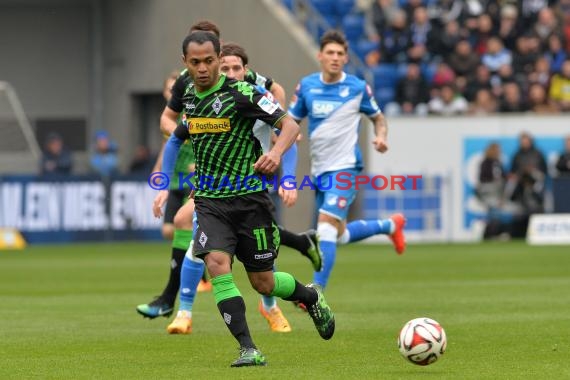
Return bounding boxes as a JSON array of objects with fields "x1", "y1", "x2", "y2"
[
  {"x1": 396, "y1": 63, "x2": 408, "y2": 79},
  {"x1": 345, "y1": 62, "x2": 357, "y2": 75},
  {"x1": 341, "y1": 14, "x2": 365, "y2": 42},
  {"x1": 335, "y1": 0, "x2": 355, "y2": 15},
  {"x1": 323, "y1": 14, "x2": 339, "y2": 28},
  {"x1": 355, "y1": 40, "x2": 379, "y2": 61},
  {"x1": 371, "y1": 63, "x2": 399, "y2": 88},
  {"x1": 374, "y1": 87, "x2": 396, "y2": 107},
  {"x1": 420, "y1": 63, "x2": 437, "y2": 84},
  {"x1": 344, "y1": 63, "x2": 367, "y2": 80},
  {"x1": 310, "y1": 0, "x2": 336, "y2": 16}
]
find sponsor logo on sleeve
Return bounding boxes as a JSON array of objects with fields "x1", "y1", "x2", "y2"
[
  {"x1": 370, "y1": 97, "x2": 380, "y2": 111},
  {"x1": 257, "y1": 95, "x2": 279, "y2": 114}
]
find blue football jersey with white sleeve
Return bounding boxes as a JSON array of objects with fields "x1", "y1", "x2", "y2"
[{"x1": 288, "y1": 72, "x2": 381, "y2": 176}]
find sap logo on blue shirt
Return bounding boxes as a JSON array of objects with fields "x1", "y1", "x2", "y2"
[{"x1": 312, "y1": 100, "x2": 342, "y2": 118}]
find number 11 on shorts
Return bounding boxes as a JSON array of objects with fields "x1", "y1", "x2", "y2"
[{"x1": 253, "y1": 228, "x2": 268, "y2": 250}]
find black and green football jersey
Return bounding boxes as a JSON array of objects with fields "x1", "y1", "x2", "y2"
[
  {"x1": 245, "y1": 68, "x2": 273, "y2": 90},
  {"x1": 173, "y1": 74, "x2": 286, "y2": 198},
  {"x1": 165, "y1": 69, "x2": 274, "y2": 191}
]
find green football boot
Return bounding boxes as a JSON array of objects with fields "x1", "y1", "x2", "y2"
[
  {"x1": 306, "y1": 284, "x2": 335, "y2": 340},
  {"x1": 230, "y1": 347, "x2": 267, "y2": 367}
]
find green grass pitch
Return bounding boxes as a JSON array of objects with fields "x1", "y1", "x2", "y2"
[{"x1": 1, "y1": 241, "x2": 569, "y2": 379}]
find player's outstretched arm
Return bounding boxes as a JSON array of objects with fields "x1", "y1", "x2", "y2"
[{"x1": 371, "y1": 113, "x2": 389, "y2": 153}]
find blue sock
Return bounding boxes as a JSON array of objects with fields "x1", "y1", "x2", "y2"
[
  {"x1": 262, "y1": 265, "x2": 277, "y2": 310},
  {"x1": 313, "y1": 241, "x2": 337, "y2": 289},
  {"x1": 346, "y1": 219, "x2": 394, "y2": 243},
  {"x1": 179, "y1": 253, "x2": 204, "y2": 312},
  {"x1": 261, "y1": 295, "x2": 276, "y2": 309}
]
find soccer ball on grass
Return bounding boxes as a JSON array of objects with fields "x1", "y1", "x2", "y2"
[{"x1": 397, "y1": 317, "x2": 447, "y2": 366}]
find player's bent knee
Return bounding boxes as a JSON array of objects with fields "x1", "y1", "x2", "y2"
[
  {"x1": 252, "y1": 281, "x2": 273, "y2": 296},
  {"x1": 248, "y1": 272, "x2": 275, "y2": 295},
  {"x1": 318, "y1": 221, "x2": 339, "y2": 242},
  {"x1": 204, "y1": 252, "x2": 232, "y2": 278}
]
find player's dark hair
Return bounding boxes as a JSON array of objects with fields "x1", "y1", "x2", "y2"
[
  {"x1": 320, "y1": 30, "x2": 348, "y2": 52},
  {"x1": 221, "y1": 42, "x2": 249, "y2": 66},
  {"x1": 182, "y1": 31, "x2": 221, "y2": 56},
  {"x1": 189, "y1": 20, "x2": 221, "y2": 38}
]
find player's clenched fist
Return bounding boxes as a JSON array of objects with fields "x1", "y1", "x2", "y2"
[
  {"x1": 253, "y1": 152, "x2": 281, "y2": 174},
  {"x1": 372, "y1": 137, "x2": 389, "y2": 153}
]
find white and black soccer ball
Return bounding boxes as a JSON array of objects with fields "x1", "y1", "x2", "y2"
[{"x1": 398, "y1": 317, "x2": 447, "y2": 366}]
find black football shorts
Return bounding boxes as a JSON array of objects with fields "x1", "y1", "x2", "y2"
[{"x1": 193, "y1": 191, "x2": 279, "y2": 272}]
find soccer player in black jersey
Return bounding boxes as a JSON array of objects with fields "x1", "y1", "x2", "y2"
[
  {"x1": 166, "y1": 43, "x2": 304, "y2": 335},
  {"x1": 137, "y1": 21, "x2": 322, "y2": 322},
  {"x1": 160, "y1": 31, "x2": 335, "y2": 367}
]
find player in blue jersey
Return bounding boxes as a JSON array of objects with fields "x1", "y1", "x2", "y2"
[{"x1": 288, "y1": 30, "x2": 407, "y2": 290}]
